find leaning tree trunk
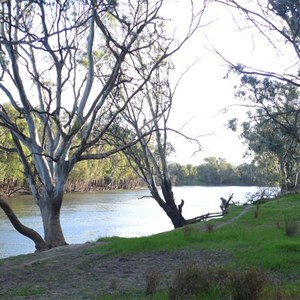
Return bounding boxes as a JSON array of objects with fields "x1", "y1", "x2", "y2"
[
  {"x1": 0, "y1": 198, "x2": 47, "y2": 251},
  {"x1": 161, "y1": 179, "x2": 187, "y2": 228},
  {"x1": 151, "y1": 180, "x2": 187, "y2": 228},
  {"x1": 153, "y1": 196, "x2": 186, "y2": 228},
  {"x1": 165, "y1": 203, "x2": 187, "y2": 228},
  {"x1": 40, "y1": 190, "x2": 68, "y2": 248}
]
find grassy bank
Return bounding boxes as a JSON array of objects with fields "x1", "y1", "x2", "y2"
[
  {"x1": 91, "y1": 193, "x2": 300, "y2": 299},
  {"x1": 1, "y1": 193, "x2": 300, "y2": 299}
]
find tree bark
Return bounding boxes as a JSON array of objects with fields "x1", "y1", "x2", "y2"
[
  {"x1": 40, "y1": 191, "x2": 68, "y2": 248},
  {"x1": 0, "y1": 198, "x2": 47, "y2": 251},
  {"x1": 154, "y1": 196, "x2": 187, "y2": 228},
  {"x1": 168, "y1": 209, "x2": 187, "y2": 228}
]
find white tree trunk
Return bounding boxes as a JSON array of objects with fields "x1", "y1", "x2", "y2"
[{"x1": 40, "y1": 190, "x2": 67, "y2": 248}]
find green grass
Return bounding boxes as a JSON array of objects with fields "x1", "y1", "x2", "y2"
[
  {"x1": 90, "y1": 193, "x2": 300, "y2": 298},
  {"x1": 92, "y1": 205, "x2": 247, "y2": 256},
  {"x1": 6, "y1": 285, "x2": 44, "y2": 297}
]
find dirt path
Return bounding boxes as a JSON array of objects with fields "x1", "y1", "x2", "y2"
[{"x1": 215, "y1": 205, "x2": 253, "y2": 229}]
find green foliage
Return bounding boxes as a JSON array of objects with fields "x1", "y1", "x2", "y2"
[
  {"x1": 168, "y1": 156, "x2": 279, "y2": 186},
  {"x1": 234, "y1": 75, "x2": 300, "y2": 191},
  {"x1": 0, "y1": 103, "x2": 29, "y2": 182},
  {"x1": 196, "y1": 157, "x2": 240, "y2": 185},
  {"x1": 0, "y1": 92, "x2": 280, "y2": 190}
]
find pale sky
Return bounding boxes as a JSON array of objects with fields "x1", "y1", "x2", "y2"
[
  {"x1": 0, "y1": 1, "x2": 295, "y2": 167},
  {"x1": 166, "y1": 0, "x2": 297, "y2": 166}
]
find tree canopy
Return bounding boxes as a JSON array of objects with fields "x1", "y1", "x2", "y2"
[{"x1": 215, "y1": 0, "x2": 300, "y2": 191}]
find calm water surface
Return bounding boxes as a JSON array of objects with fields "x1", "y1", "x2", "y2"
[{"x1": 0, "y1": 186, "x2": 260, "y2": 258}]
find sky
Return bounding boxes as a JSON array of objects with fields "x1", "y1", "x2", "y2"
[
  {"x1": 165, "y1": 0, "x2": 296, "y2": 166},
  {"x1": 0, "y1": 1, "x2": 294, "y2": 167}
]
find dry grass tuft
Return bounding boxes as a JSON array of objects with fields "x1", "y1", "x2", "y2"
[{"x1": 145, "y1": 269, "x2": 161, "y2": 295}]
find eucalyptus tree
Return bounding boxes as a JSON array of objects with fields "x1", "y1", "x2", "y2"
[
  {"x1": 102, "y1": 59, "x2": 190, "y2": 227},
  {"x1": 0, "y1": 0, "x2": 205, "y2": 250},
  {"x1": 102, "y1": 40, "x2": 207, "y2": 227},
  {"x1": 196, "y1": 157, "x2": 238, "y2": 185},
  {"x1": 236, "y1": 77, "x2": 300, "y2": 190},
  {"x1": 213, "y1": 0, "x2": 300, "y2": 85},
  {"x1": 212, "y1": 0, "x2": 300, "y2": 188}
]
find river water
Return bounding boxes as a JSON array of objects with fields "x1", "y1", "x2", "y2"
[{"x1": 0, "y1": 186, "x2": 260, "y2": 258}]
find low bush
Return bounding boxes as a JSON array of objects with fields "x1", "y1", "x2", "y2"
[
  {"x1": 206, "y1": 221, "x2": 214, "y2": 232},
  {"x1": 168, "y1": 265, "x2": 267, "y2": 300},
  {"x1": 145, "y1": 269, "x2": 161, "y2": 295},
  {"x1": 168, "y1": 264, "x2": 226, "y2": 300},
  {"x1": 285, "y1": 220, "x2": 298, "y2": 237},
  {"x1": 230, "y1": 267, "x2": 266, "y2": 300},
  {"x1": 181, "y1": 225, "x2": 193, "y2": 237}
]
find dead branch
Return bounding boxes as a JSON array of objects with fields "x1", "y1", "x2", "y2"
[{"x1": 186, "y1": 193, "x2": 234, "y2": 225}]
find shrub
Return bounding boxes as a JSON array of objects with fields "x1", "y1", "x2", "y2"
[
  {"x1": 109, "y1": 278, "x2": 119, "y2": 290},
  {"x1": 230, "y1": 267, "x2": 266, "y2": 300},
  {"x1": 145, "y1": 269, "x2": 161, "y2": 295},
  {"x1": 181, "y1": 225, "x2": 193, "y2": 237},
  {"x1": 168, "y1": 265, "x2": 267, "y2": 300},
  {"x1": 168, "y1": 264, "x2": 219, "y2": 300},
  {"x1": 285, "y1": 220, "x2": 298, "y2": 237},
  {"x1": 206, "y1": 221, "x2": 214, "y2": 232}
]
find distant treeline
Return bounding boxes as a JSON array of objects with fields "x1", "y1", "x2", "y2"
[
  {"x1": 168, "y1": 157, "x2": 279, "y2": 187},
  {"x1": 0, "y1": 153, "x2": 279, "y2": 196},
  {"x1": 0, "y1": 151, "x2": 145, "y2": 196}
]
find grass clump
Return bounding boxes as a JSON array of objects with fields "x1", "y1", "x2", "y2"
[
  {"x1": 285, "y1": 220, "x2": 298, "y2": 236},
  {"x1": 205, "y1": 221, "x2": 214, "y2": 232},
  {"x1": 145, "y1": 269, "x2": 161, "y2": 295},
  {"x1": 168, "y1": 264, "x2": 221, "y2": 300},
  {"x1": 168, "y1": 265, "x2": 266, "y2": 300},
  {"x1": 109, "y1": 278, "x2": 120, "y2": 291},
  {"x1": 9, "y1": 286, "x2": 44, "y2": 297},
  {"x1": 230, "y1": 267, "x2": 266, "y2": 300}
]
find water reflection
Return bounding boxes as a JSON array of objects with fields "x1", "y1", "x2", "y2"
[{"x1": 0, "y1": 186, "x2": 260, "y2": 258}]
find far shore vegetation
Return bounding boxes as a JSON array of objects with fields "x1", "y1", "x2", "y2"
[{"x1": 0, "y1": 153, "x2": 279, "y2": 196}]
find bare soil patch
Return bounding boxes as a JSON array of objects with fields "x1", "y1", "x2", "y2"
[{"x1": 0, "y1": 242, "x2": 231, "y2": 299}]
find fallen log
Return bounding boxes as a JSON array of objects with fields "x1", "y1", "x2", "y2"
[{"x1": 186, "y1": 193, "x2": 234, "y2": 225}]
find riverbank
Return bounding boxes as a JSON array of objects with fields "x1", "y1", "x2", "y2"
[
  {"x1": 1, "y1": 194, "x2": 300, "y2": 299},
  {"x1": 1, "y1": 186, "x2": 260, "y2": 259}
]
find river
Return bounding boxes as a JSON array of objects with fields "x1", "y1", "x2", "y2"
[{"x1": 0, "y1": 186, "x2": 261, "y2": 258}]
